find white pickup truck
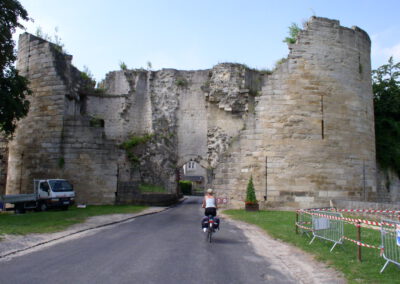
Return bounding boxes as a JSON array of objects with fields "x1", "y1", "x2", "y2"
[{"x1": 1, "y1": 179, "x2": 75, "y2": 213}]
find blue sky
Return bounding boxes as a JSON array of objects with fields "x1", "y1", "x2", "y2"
[{"x1": 15, "y1": 0, "x2": 400, "y2": 82}]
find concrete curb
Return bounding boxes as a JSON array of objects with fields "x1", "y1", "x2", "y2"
[{"x1": 0, "y1": 198, "x2": 187, "y2": 259}]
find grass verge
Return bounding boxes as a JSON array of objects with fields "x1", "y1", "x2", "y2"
[
  {"x1": 0, "y1": 205, "x2": 148, "y2": 236},
  {"x1": 224, "y1": 210, "x2": 399, "y2": 284}
]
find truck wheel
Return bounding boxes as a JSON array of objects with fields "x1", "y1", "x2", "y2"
[
  {"x1": 61, "y1": 205, "x2": 69, "y2": 211},
  {"x1": 39, "y1": 203, "x2": 48, "y2": 212},
  {"x1": 15, "y1": 204, "x2": 26, "y2": 214}
]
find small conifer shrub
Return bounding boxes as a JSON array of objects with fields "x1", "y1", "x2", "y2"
[{"x1": 245, "y1": 175, "x2": 257, "y2": 205}]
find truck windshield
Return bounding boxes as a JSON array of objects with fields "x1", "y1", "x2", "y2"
[{"x1": 49, "y1": 180, "x2": 73, "y2": 192}]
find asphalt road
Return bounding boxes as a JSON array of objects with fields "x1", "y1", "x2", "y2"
[{"x1": 0, "y1": 197, "x2": 296, "y2": 284}]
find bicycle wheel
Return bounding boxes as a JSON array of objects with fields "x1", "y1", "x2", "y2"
[{"x1": 208, "y1": 228, "x2": 212, "y2": 243}]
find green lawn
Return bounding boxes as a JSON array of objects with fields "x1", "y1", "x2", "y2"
[
  {"x1": 0, "y1": 205, "x2": 147, "y2": 236},
  {"x1": 224, "y1": 210, "x2": 400, "y2": 284}
]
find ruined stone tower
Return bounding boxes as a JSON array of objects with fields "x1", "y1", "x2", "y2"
[
  {"x1": 214, "y1": 18, "x2": 376, "y2": 208},
  {"x1": 2, "y1": 17, "x2": 377, "y2": 208}
]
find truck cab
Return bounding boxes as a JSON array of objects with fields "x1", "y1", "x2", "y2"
[
  {"x1": 0, "y1": 179, "x2": 75, "y2": 213},
  {"x1": 36, "y1": 179, "x2": 75, "y2": 211}
]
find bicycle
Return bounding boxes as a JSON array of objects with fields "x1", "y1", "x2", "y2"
[{"x1": 206, "y1": 215, "x2": 215, "y2": 243}]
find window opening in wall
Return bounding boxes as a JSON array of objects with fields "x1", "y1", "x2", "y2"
[
  {"x1": 79, "y1": 94, "x2": 87, "y2": 115},
  {"x1": 363, "y1": 160, "x2": 366, "y2": 201},
  {"x1": 265, "y1": 156, "x2": 268, "y2": 201},
  {"x1": 321, "y1": 94, "x2": 324, "y2": 139},
  {"x1": 187, "y1": 161, "x2": 196, "y2": 169},
  {"x1": 321, "y1": 120, "x2": 324, "y2": 139}
]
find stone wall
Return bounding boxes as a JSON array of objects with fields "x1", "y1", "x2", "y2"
[
  {"x1": 60, "y1": 117, "x2": 119, "y2": 204},
  {"x1": 5, "y1": 17, "x2": 380, "y2": 208},
  {"x1": 175, "y1": 70, "x2": 209, "y2": 167},
  {"x1": 333, "y1": 199, "x2": 400, "y2": 210},
  {"x1": 93, "y1": 66, "x2": 248, "y2": 193},
  {"x1": 0, "y1": 137, "x2": 8, "y2": 195},
  {"x1": 376, "y1": 165, "x2": 400, "y2": 203},
  {"x1": 87, "y1": 70, "x2": 153, "y2": 140},
  {"x1": 213, "y1": 17, "x2": 376, "y2": 209},
  {"x1": 6, "y1": 33, "x2": 119, "y2": 204},
  {"x1": 7, "y1": 34, "x2": 71, "y2": 195}
]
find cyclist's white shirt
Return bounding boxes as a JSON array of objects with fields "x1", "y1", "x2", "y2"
[{"x1": 205, "y1": 196, "x2": 216, "y2": 208}]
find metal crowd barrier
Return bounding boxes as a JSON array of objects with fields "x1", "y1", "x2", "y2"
[
  {"x1": 297, "y1": 207, "x2": 400, "y2": 271},
  {"x1": 309, "y1": 211, "x2": 344, "y2": 252},
  {"x1": 296, "y1": 210, "x2": 313, "y2": 236},
  {"x1": 380, "y1": 219, "x2": 400, "y2": 273}
]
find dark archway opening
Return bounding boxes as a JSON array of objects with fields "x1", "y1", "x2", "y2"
[{"x1": 179, "y1": 160, "x2": 207, "y2": 196}]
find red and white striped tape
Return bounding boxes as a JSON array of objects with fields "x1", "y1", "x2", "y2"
[
  {"x1": 295, "y1": 223, "x2": 314, "y2": 231},
  {"x1": 342, "y1": 236, "x2": 381, "y2": 249},
  {"x1": 295, "y1": 223, "x2": 382, "y2": 252},
  {"x1": 306, "y1": 208, "x2": 400, "y2": 215},
  {"x1": 299, "y1": 210, "x2": 396, "y2": 228}
]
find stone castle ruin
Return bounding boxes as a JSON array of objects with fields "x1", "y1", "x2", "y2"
[{"x1": 1, "y1": 16, "x2": 393, "y2": 208}]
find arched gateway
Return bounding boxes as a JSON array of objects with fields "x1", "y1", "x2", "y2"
[{"x1": 3, "y1": 17, "x2": 377, "y2": 208}]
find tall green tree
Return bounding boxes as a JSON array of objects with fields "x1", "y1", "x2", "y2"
[
  {"x1": 0, "y1": 0, "x2": 31, "y2": 137},
  {"x1": 372, "y1": 57, "x2": 400, "y2": 174},
  {"x1": 245, "y1": 175, "x2": 257, "y2": 204}
]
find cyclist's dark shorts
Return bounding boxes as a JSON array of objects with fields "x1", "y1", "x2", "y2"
[{"x1": 204, "y1": 207, "x2": 217, "y2": 217}]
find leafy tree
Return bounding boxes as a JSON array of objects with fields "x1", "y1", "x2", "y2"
[
  {"x1": 0, "y1": 0, "x2": 31, "y2": 137},
  {"x1": 283, "y1": 23, "x2": 301, "y2": 44},
  {"x1": 245, "y1": 175, "x2": 257, "y2": 204},
  {"x1": 372, "y1": 57, "x2": 400, "y2": 174}
]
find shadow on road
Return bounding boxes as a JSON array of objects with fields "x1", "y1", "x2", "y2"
[
  {"x1": 181, "y1": 197, "x2": 202, "y2": 205},
  {"x1": 206, "y1": 236, "x2": 246, "y2": 245}
]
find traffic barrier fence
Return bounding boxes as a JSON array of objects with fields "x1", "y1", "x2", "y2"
[
  {"x1": 309, "y1": 211, "x2": 343, "y2": 251},
  {"x1": 296, "y1": 207, "x2": 400, "y2": 272},
  {"x1": 380, "y1": 219, "x2": 400, "y2": 273}
]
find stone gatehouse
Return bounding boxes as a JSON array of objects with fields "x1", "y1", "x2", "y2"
[{"x1": 1, "y1": 17, "x2": 381, "y2": 208}]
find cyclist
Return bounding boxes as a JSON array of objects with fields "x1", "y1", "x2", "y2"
[
  {"x1": 201, "y1": 188, "x2": 219, "y2": 231},
  {"x1": 202, "y1": 188, "x2": 217, "y2": 216}
]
